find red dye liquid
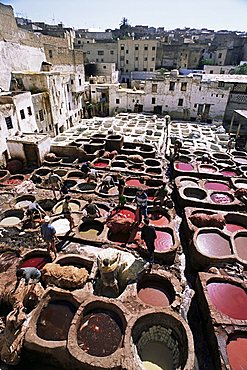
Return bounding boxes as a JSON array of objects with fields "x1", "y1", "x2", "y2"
[
  {"x1": 227, "y1": 337, "x2": 247, "y2": 370},
  {"x1": 235, "y1": 236, "x2": 247, "y2": 261},
  {"x1": 94, "y1": 161, "x2": 108, "y2": 168},
  {"x1": 197, "y1": 233, "x2": 232, "y2": 256},
  {"x1": 175, "y1": 162, "x2": 194, "y2": 171},
  {"x1": 111, "y1": 208, "x2": 135, "y2": 220},
  {"x1": 226, "y1": 224, "x2": 246, "y2": 233},
  {"x1": 148, "y1": 196, "x2": 155, "y2": 201},
  {"x1": 200, "y1": 165, "x2": 216, "y2": 173},
  {"x1": 149, "y1": 213, "x2": 169, "y2": 227},
  {"x1": 221, "y1": 170, "x2": 237, "y2": 177},
  {"x1": 211, "y1": 193, "x2": 233, "y2": 204},
  {"x1": 20, "y1": 256, "x2": 51, "y2": 269},
  {"x1": 234, "y1": 157, "x2": 247, "y2": 165},
  {"x1": 126, "y1": 179, "x2": 142, "y2": 187},
  {"x1": 138, "y1": 287, "x2": 170, "y2": 307},
  {"x1": 4, "y1": 179, "x2": 22, "y2": 185},
  {"x1": 155, "y1": 231, "x2": 173, "y2": 251},
  {"x1": 207, "y1": 282, "x2": 247, "y2": 320},
  {"x1": 205, "y1": 182, "x2": 230, "y2": 191}
]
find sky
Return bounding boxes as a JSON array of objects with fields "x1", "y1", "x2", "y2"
[{"x1": 1, "y1": 0, "x2": 247, "y2": 32}]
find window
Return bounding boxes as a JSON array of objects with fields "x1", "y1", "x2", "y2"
[
  {"x1": 71, "y1": 79, "x2": 74, "y2": 85},
  {"x1": 116, "y1": 98, "x2": 120, "y2": 104},
  {"x1": 20, "y1": 109, "x2": 25, "y2": 119},
  {"x1": 194, "y1": 104, "x2": 197, "y2": 108},
  {"x1": 152, "y1": 46, "x2": 155, "y2": 50},
  {"x1": 68, "y1": 102, "x2": 71, "y2": 110},
  {"x1": 126, "y1": 69, "x2": 128, "y2": 72},
  {"x1": 110, "y1": 50, "x2": 114, "y2": 55},
  {"x1": 178, "y1": 99, "x2": 183, "y2": 106},
  {"x1": 126, "y1": 50, "x2": 129, "y2": 54},
  {"x1": 181, "y1": 82, "x2": 187, "y2": 91},
  {"x1": 218, "y1": 53, "x2": 222, "y2": 58},
  {"x1": 48, "y1": 50, "x2": 53, "y2": 58},
  {"x1": 152, "y1": 84, "x2": 157, "y2": 93},
  {"x1": 101, "y1": 58, "x2": 104, "y2": 62},
  {"x1": 152, "y1": 57, "x2": 155, "y2": 61},
  {"x1": 98, "y1": 50, "x2": 104, "y2": 55},
  {"x1": 144, "y1": 45, "x2": 148, "y2": 51},
  {"x1": 144, "y1": 68, "x2": 147, "y2": 71},
  {"x1": 135, "y1": 57, "x2": 138, "y2": 61},
  {"x1": 126, "y1": 60, "x2": 129, "y2": 64},
  {"x1": 150, "y1": 68, "x2": 153, "y2": 71},
  {"x1": 78, "y1": 40, "x2": 81, "y2": 44},
  {"x1": 67, "y1": 85, "x2": 69, "y2": 92},
  {"x1": 39, "y1": 110, "x2": 44, "y2": 121},
  {"x1": 5, "y1": 116, "x2": 13, "y2": 129},
  {"x1": 27, "y1": 106, "x2": 32, "y2": 115},
  {"x1": 199, "y1": 86, "x2": 202, "y2": 91},
  {"x1": 218, "y1": 81, "x2": 225, "y2": 87},
  {"x1": 60, "y1": 109, "x2": 62, "y2": 115},
  {"x1": 79, "y1": 78, "x2": 82, "y2": 86},
  {"x1": 103, "y1": 66, "x2": 106, "y2": 69},
  {"x1": 210, "y1": 70, "x2": 213, "y2": 74},
  {"x1": 169, "y1": 82, "x2": 175, "y2": 91},
  {"x1": 135, "y1": 68, "x2": 138, "y2": 71},
  {"x1": 121, "y1": 45, "x2": 124, "y2": 50},
  {"x1": 135, "y1": 45, "x2": 139, "y2": 51},
  {"x1": 222, "y1": 94, "x2": 224, "y2": 98},
  {"x1": 152, "y1": 97, "x2": 156, "y2": 104},
  {"x1": 96, "y1": 58, "x2": 99, "y2": 62},
  {"x1": 144, "y1": 57, "x2": 148, "y2": 61}
]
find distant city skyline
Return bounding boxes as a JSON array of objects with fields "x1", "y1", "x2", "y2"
[{"x1": 1, "y1": 0, "x2": 247, "y2": 32}]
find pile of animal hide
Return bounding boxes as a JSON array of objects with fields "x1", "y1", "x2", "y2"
[
  {"x1": 189, "y1": 213, "x2": 225, "y2": 229},
  {"x1": 42, "y1": 263, "x2": 88, "y2": 289}
]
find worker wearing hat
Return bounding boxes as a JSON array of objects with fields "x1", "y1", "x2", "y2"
[{"x1": 40, "y1": 216, "x2": 57, "y2": 258}]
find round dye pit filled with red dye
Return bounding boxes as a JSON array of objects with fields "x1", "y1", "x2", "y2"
[
  {"x1": 149, "y1": 213, "x2": 169, "y2": 227},
  {"x1": 78, "y1": 312, "x2": 123, "y2": 357},
  {"x1": 210, "y1": 193, "x2": 233, "y2": 204},
  {"x1": 234, "y1": 236, "x2": 247, "y2": 261},
  {"x1": 196, "y1": 232, "x2": 232, "y2": 257},
  {"x1": 4, "y1": 178, "x2": 23, "y2": 185},
  {"x1": 137, "y1": 280, "x2": 173, "y2": 307},
  {"x1": 226, "y1": 224, "x2": 246, "y2": 233},
  {"x1": 126, "y1": 179, "x2": 143, "y2": 187},
  {"x1": 221, "y1": 170, "x2": 237, "y2": 177},
  {"x1": 93, "y1": 161, "x2": 108, "y2": 168},
  {"x1": 227, "y1": 336, "x2": 247, "y2": 370},
  {"x1": 154, "y1": 231, "x2": 173, "y2": 252},
  {"x1": 175, "y1": 162, "x2": 194, "y2": 172},
  {"x1": 207, "y1": 282, "x2": 247, "y2": 320},
  {"x1": 200, "y1": 165, "x2": 217, "y2": 173},
  {"x1": 37, "y1": 300, "x2": 76, "y2": 341},
  {"x1": 204, "y1": 182, "x2": 230, "y2": 191},
  {"x1": 110, "y1": 208, "x2": 135, "y2": 220},
  {"x1": 20, "y1": 255, "x2": 52, "y2": 269}
]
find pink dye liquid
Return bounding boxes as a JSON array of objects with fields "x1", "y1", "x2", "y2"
[
  {"x1": 207, "y1": 282, "x2": 247, "y2": 320},
  {"x1": 226, "y1": 224, "x2": 246, "y2": 233},
  {"x1": 20, "y1": 256, "x2": 51, "y2": 269},
  {"x1": 94, "y1": 161, "x2": 108, "y2": 168},
  {"x1": 175, "y1": 162, "x2": 194, "y2": 171},
  {"x1": 149, "y1": 214, "x2": 169, "y2": 227},
  {"x1": 205, "y1": 182, "x2": 230, "y2": 191},
  {"x1": 155, "y1": 231, "x2": 173, "y2": 251},
  {"x1": 111, "y1": 208, "x2": 135, "y2": 220},
  {"x1": 211, "y1": 193, "x2": 233, "y2": 204},
  {"x1": 234, "y1": 157, "x2": 247, "y2": 165},
  {"x1": 138, "y1": 287, "x2": 170, "y2": 307},
  {"x1": 197, "y1": 233, "x2": 232, "y2": 256},
  {"x1": 200, "y1": 165, "x2": 216, "y2": 173},
  {"x1": 234, "y1": 236, "x2": 247, "y2": 261},
  {"x1": 126, "y1": 179, "x2": 142, "y2": 187},
  {"x1": 221, "y1": 170, "x2": 237, "y2": 177},
  {"x1": 227, "y1": 337, "x2": 247, "y2": 370}
]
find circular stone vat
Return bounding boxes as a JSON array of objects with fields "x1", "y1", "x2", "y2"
[
  {"x1": 212, "y1": 153, "x2": 230, "y2": 160},
  {"x1": 137, "y1": 276, "x2": 175, "y2": 307},
  {"x1": 4, "y1": 175, "x2": 24, "y2": 185},
  {"x1": 145, "y1": 167, "x2": 161, "y2": 175},
  {"x1": 154, "y1": 229, "x2": 174, "y2": 252},
  {"x1": 0, "y1": 210, "x2": 24, "y2": 227},
  {"x1": 54, "y1": 169, "x2": 67, "y2": 177},
  {"x1": 124, "y1": 187, "x2": 138, "y2": 197},
  {"x1": 53, "y1": 199, "x2": 80, "y2": 214},
  {"x1": 175, "y1": 162, "x2": 194, "y2": 171},
  {"x1": 38, "y1": 198, "x2": 57, "y2": 211},
  {"x1": 78, "y1": 182, "x2": 97, "y2": 192},
  {"x1": 110, "y1": 208, "x2": 135, "y2": 220},
  {"x1": 126, "y1": 178, "x2": 143, "y2": 187},
  {"x1": 77, "y1": 309, "x2": 124, "y2": 357},
  {"x1": 180, "y1": 178, "x2": 198, "y2": 187},
  {"x1": 35, "y1": 168, "x2": 50, "y2": 177},
  {"x1": 199, "y1": 164, "x2": 217, "y2": 173},
  {"x1": 234, "y1": 179, "x2": 247, "y2": 189},
  {"x1": 67, "y1": 171, "x2": 85, "y2": 179},
  {"x1": 20, "y1": 253, "x2": 52, "y2": 269},
  {"x1": 227, "y1": 334, "x2": 247, "y2": 370},
  {"x1": 133, "y1": 313, "x2": 191, "y2": 370},
  {"x1": 204, "y1": 181, "x2": 230, "y2": 191},
  {"x1": 129, "y1": 165, "x2": 145, "y2": 173},
  {"x1": 234, "y1": 232, "x2": 247, "y2": 261},
  {"x1": 148, "y1": 212, "x2": 169, "y2": 227},
  {"x1": 145, "y1": 179, "x2": 163, "y2": 188},
  {"x1": 79, "y1": 220, "x2": 104, "y2": 238},
  {"x1": 183, "y1": 187, "x2": 207, "y2": 200},
  {"x1": 63, "y1": 179, "x2": 77, "y2": 189},
  {"x1": 37, "y1": 300, "x2": 76, "y2": 341},
  {"x1": 220, "y1": 170, "x2": 238, "y2": 177},
  {"x1": 93, "y1": 159, "x2": 109, "y2": 168},
  {"x1": 145, "y1": 159, "x2": 160, "y2": 167},
  {"x1": 111, "y1": 161, "x2": 126, "y2": 168},
  {"x1": 0, "y1": 251, "x2": 19, "y2": 273},
  {"x1": 207, "y1": 281, "x2": 247, "y2": 320},
  {"x1": 234, "y1": 157, "x2": 247, "y2": 165},
  {"x1": 217, "y1": 160, "x2": 235, "y2": 168},
  {"x1": 14, "y1": 194, "x2": 36, "y2": 209},
  {"x1": 210, "y1": 192, "x2": 234, "y2": 204},
  {"x1": 196, "y1": 230, "x2": 232, "y2": 257},
  {"x1": 56, "y1": 255, "x2": 92, "y2": 272},
  {"x1": 51, "y1": 218, "x2": 70, "y2": 236}
]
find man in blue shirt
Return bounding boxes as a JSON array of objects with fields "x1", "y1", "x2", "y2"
[
  {"x1": 16, "y1": 267, "x2": 41, "y2": 285},
  {"x1": 134, "y1": 189, "x2": 148, "y2": 223},
  {"x1": 40, "y1": 216, "x2": 57, "y2": 258}
]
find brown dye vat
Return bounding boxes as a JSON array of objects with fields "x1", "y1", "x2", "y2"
[
  {"x1": 107, "y1": 230, "x2": 131, "y2": 244},
  {"x1": 79, "y1": 221, "x2": 103, "y2": 238},
  {"x1": 145, "y1": 159, "x2": 160, "y2": 167},
  {"x1": 63, "y1": 179, "x2": 77, "y2": 189},
  {"x1": 111, "y1": 161, "x2": 126, "y2": 168},
  {"x1": 196, "y1": 232, "x2": 232, "y2": 257},
  {"x1": 146, "y1": 167, "x2": 162, "y2": 175},
  {"x1": 37, "y1": 300, "x2": 76, "y2": 341},
  {"x1": 77, "y1": 312, "x2": 123, "y2": 357},
  {"x1": 35, "y1": 168, "x2": 50, "y2": 176},
  {"x1": 183, "y1": 187, "x2": 207, "y2": 200},
  {"x1": 234, "y1": 235, "x2": 247, "y2": 261},
  {"x1": 0, "y1": 252, "x2": 19, "y2": 273},
  {"x1": 227, "y1": 334, "x2": 247, "y2": 370},
  {"x1": 137, "y1": 278, "x2": 174, "y2": 307},
  {"x1": 67, "y1": 171, "x2": 85, "y2": 179},
  {"x1": 210, "y1": 193, "x2": 233, "y2": 204},
  {"x1": 38, "y1": 198, "x2": 57, "y2": 211},
  {"x1": 78, "y1": 183, "x2": 97, "y2": 191},
  {"x1": 54, "y1": 169, "x2": 67, "y2": 177}
]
